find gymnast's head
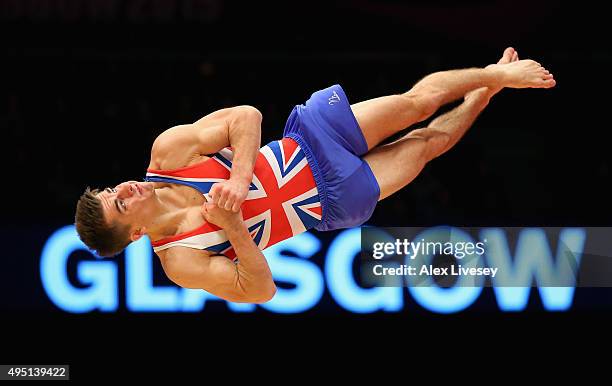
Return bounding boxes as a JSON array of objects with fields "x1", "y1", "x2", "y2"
[{"x1": 75, "y1": 181, "x2": 156, "y2": 257}]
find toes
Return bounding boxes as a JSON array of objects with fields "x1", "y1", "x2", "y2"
[
  {"x1": 543, "y1": 74, "x2": 554, "y2": 80},
  {"x1": 512, "y1": 51, "x2": 519, "y2": 62},
  {"x1": 499, "y1": 47, "x2": 514, "y2": 64},
  {"x1": 543, "y1": 79, "x2": 556, "y2": 88}
]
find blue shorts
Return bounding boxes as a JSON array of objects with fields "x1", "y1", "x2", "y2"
[{"x1": 283, "y1": 84, "x2": 381, "y2": 231}]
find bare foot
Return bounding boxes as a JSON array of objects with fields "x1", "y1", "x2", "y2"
[
  {"x1": 467, "y1": 47, "x2": 520, "y2": 100},
  {"x1": 488, "y1": 47, "x2": 519, "y2": 94},
  {"x1": 490, "y1": 57, "x2": 556, "y2": 89},
  {"x1": 498, "y1": 46, "x2": 518, "y2": 65}
]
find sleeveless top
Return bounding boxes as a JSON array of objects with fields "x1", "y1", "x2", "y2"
[{"x1": 145, "y1": 138, "x2": 322, "y2": 260}]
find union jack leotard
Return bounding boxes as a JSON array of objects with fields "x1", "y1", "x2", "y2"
[{"x1": 145, "y1": 138, "x2": 322, "y2": 261}]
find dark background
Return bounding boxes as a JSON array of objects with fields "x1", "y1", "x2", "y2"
[
  {"x1": 1, "y1": 0, "x2": 609, "y2": 376},
  {"x1": 3, "y1": 0, "x2": 611, "y2": 226}
]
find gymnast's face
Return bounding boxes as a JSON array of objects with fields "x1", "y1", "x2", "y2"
[{"x1": 97, "y1": 181, "x2": 156, "y2": 241}]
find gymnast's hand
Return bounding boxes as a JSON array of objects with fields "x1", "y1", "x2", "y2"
[
  {"x1": 201, "y1": 201, "x2": 244, "y2": 229},
  {"x1": 208, "y1": 179, "x2": 249, "y2": 213}
]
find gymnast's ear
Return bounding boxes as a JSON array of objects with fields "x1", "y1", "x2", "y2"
[{"x1": 130, "y1": 227, "x2": 147, "y2": 242}]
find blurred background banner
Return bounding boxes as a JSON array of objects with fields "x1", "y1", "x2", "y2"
[
  {"x1": 2, "y1": 2, "x2": 612, "y2": 362},
  {"x1": 3, "y1": 224, "x2": 612, "y2": 317}
]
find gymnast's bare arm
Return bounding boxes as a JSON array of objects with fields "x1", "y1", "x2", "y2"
[
  {"x1": 148, "y1": 105, "x2": 262, "y2": 212},
  {"x1": 156, "y1": 202, "x2": 276, "y2": 303}
]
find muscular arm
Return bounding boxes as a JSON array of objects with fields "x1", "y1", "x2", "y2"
[
  {"x1": 160, "y1": 221, "x2": 276, "y2": 303},
  {"x1": 221, "y1": 107, "x2": 262, "y2": 186},
  {"x1": 149, "y1": 105, "x2": 262, "y2": 172},
  {"x1": 207, "y1": 105, "x2": 263, "y2": 211},
  {"x1": 149, "y1": 106, "x2": 262, "y2": 211},
  {"x1": 162, "y1": 198, "x2": 276, "y2": 303}
]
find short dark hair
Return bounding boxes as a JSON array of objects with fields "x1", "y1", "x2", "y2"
[{"x1": 75, "y1": 187, "x2": 131, "y2": 257}]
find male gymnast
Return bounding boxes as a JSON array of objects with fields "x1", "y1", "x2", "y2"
[{"x1": 75, "y1": 48, "x2": 555, "y2": 303}]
